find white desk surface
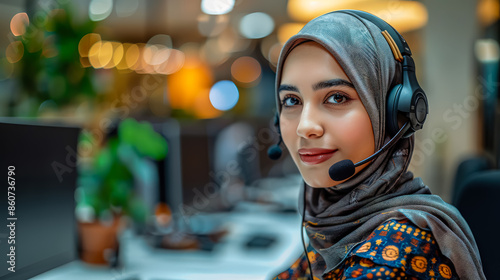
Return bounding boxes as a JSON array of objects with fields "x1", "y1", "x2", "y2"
[{"x1": 32, "y1": 210, "x2": 304, "y2": 280}]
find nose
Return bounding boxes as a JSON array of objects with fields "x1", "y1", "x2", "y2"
[{"x1": 297, "y1": 105, "x2": 324, "y2": 139}]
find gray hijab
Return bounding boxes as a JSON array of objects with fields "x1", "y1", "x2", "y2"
[{"x1": 275, "y1": 11, "x2": 485, "y2": 279}]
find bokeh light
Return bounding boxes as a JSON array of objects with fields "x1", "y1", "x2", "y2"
[
  {"x1": 143, "y1": 45, "x2": 170, "y2": 66},
  {"x1": 209, "y1": 80, "x2": 239, "y2": 111},
  {"x1": 144, "y1": 35, "x2": 173, "y2": 72},
  {"x1": 278, "y1": 23, "x2": 304, "y2": 44},
  {"x1": 10, "y1": 13, "x2": 29, "y2": 36},
  {"x1": 133, "y1": 44, "x2": 148, "y2": 73},
  {"x1": 478, "y1": 0, "x2": 500, "y2": 26},
  {"x1": 88, "y1": 41, "x2": 102, "y2": 68},
  {"x1": 287, "y1": 0, "x2": 427, "y2": 33},
  {"x1": 112, "y1": 42, "x2": 124, "y2": 68},
  {"x1": 89, "y1": 41, "x2": 114, "y2": 68},
  {"x1": 239, "y1": 12, "x2": 275, "y2": 39},
  {"x1": 79, "y1": 33, "x2": 184, "y2": 74},
  {"x1": 231, "y1": 56, "x2": 261, "y2": 85},
  {"x1": 475, "y1": 39, "x2": 500, "y2": 62},
  {"x1": 201, "y1": 0, "x2": 235, "y2": 15},
  {"x1": 99, "y1": 42, "x2": 113, "y2": 68},
  {"x1": 155, "y1": 49, "x2": 185, "y2": 75},
  {"x1": 147, "y1": 34, "x2": 173, "y2": 49},
  {"x1": 167, "y1": 56, "x2": 213, "y2": 111},
  {"x1": 116, "y1": 43, "x2": 131, "y2": 70},
  {"x1": 125, "y1": 44, "x2": 140, "y2": 69},
  {"x1": 6, "y1": 41, "x2": 24, "y2": 64},
  {"x1": 89, "y1": 0, "x2": 113, "y2": 21},
  {"x1": 79, "y1": 33, "x2": 102, "y2": 57}
]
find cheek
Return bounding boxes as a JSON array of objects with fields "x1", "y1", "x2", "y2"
[{"x1": 335, "y1": 110, "x2": 375, "y2": 158}]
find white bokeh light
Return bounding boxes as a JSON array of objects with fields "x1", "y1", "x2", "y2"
[
  {"x1": 89, "y1": 0, "x2": 113, "y2": 21},
  {"x1": 239, "y1": 12, "x2": 275, "y2": 39},
  {"x1": 201, "y1": 0, "x2": 235, "y2": 15}
]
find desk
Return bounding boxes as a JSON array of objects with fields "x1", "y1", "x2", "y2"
[{"x1": 32, "y1": 210, "x2": 304, "y2": 280}]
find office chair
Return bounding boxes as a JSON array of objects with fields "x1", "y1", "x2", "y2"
[
  {"x1": 454, "y1": 169, "x2": 500, "y2": 280},
  {"x1": 451, "y1": 155, "x2": 492, "y2": 206}
]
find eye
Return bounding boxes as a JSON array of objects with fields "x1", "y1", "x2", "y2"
[
  {"x1": 282, "y1": 95, "x2": 301, "y2": 107},
  {"x1": 326, "y1": 93, "x2": 349, "y2": 104}
]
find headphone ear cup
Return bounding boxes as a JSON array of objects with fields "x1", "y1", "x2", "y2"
[{"x1": 386, "y1": 84, "x2": 403, "y2": 137}]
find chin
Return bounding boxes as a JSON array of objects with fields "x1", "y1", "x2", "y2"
[{"x1": 303, "y1": 175, "x2": 338, "y2": 188}]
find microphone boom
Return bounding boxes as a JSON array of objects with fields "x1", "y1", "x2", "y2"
[{"x1": 328, "y1": 122, "x2": 410, "y2": 181}]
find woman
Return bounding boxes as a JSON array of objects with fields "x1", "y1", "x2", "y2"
[{"x1": 270, "y1": 10, "x2": 485, "y2": 280}]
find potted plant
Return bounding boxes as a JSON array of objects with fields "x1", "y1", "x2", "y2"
[{"x1": 75, "y1": 118, "x2": 168, "y2": 264}]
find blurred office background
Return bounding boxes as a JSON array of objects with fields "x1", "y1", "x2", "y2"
[{"x1": 0, "y1": 0, "x2": 499, "y2": 279}]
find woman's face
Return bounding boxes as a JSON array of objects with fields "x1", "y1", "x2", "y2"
[{"x1": 279, "y1": 42, "x2": 375, "y2": 188}]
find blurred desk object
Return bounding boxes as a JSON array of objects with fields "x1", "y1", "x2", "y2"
[{"x1": 33, "y1": 209, "x2": 303, "y2": 280}]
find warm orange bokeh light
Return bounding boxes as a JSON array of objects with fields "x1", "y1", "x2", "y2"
[
  {"x1": 231, "y1": 56, "x2": 261, "y2": 85},
  {"x1": 116, "y1": 43, "x2": 133, "y2": 70},
  {"x1": 88, "y1": 41, "x2": 102, "y2": 68},
  {"x1": 99, "y1": 41, "x2": 114, "y2": 68},
  {"x1": 287, "y1": 0, "x2": 428, "y2": 33},
  {"x1": 6, "y1": 41, "x2": 24, "y2": 63},
  {"x1": 89, "y1": 41, "x2": 114, "y2": 69},
  {"x1": 277, "y1": 23, "x2": 305, "y2": 44},
  {"x1": 79, "y1": 33, "x2": 101, "y2": 58},
  {"x1": 167, "y1": 58, "x2": 213, "y2": 114},
  {"x1": 103, "y1": 42, "x2": 122, "y2": 69},
  {"x1": 478, "y1": 0, "x2": 500, "y2": 27},
  {"x1": 126, "y1": 44, "x2": 141, "y2": 70},
  {"x1": 10, "y1": 13, "x2": 29, "y2": 36}
]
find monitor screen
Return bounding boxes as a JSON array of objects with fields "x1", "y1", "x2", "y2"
[
  {"x1": 153, "y1": 119, "x2": 216, "y2": 216},
  {"x1": 0, "y1": 119, "x2": 80, "y2": 280}
]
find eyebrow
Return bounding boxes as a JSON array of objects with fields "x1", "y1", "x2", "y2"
[
  {"x1": 278, "y1": 84, "x2": 299, "y2": 93},
  {"x1": 278, "y1": 78, "x2": 355, "y2": 94},
  {"x1": 313, "y1": 79, "x2": 354, "y2": 91}
]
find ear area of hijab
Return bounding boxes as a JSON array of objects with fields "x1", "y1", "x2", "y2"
[{"x1": 337, "y1": 10, "x2": 429, "y2": 138}]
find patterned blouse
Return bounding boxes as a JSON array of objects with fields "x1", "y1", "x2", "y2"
[{"x1": 272, "y1": 219, "x2": 459, "y2": 280}]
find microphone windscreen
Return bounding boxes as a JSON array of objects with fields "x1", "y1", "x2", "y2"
[
  {"x1": 267, "y1": 145, "x2": 282, "y2": 160},
  {"x1": 329, "y1": 159, "x2": 355, "y2": 181}
]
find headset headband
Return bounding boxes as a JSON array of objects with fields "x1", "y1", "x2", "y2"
[{"x1": 338, "y1": 10, "x2": 412, "y2": 57}]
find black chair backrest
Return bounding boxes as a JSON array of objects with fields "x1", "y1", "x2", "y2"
[
  {"x1": 455, "y1": 170, "x2": 500, "y2": 279},
  {"x1": 452, "y1": 156, "x2": 492, "y2": 206}
]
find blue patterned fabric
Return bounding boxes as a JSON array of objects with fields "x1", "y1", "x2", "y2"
[{"x1": 272, "y1": 219, "x2": 459, "y2": 280}]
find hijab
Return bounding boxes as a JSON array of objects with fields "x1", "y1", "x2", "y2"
[{"x1": 275, "y1": 10, "x2": 485, "y2": 279}]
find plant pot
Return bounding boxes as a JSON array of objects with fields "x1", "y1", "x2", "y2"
[{"x1": 78, "y1": 218, "x2": 121, "y2": 265}]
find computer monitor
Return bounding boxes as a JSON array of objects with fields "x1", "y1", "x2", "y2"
[
  {"x1": 0, "y1": 118, "x2": 80, "y2": 280},
  {"x1": 153, "y1": 119, "x2": 218, "y2": 218}
]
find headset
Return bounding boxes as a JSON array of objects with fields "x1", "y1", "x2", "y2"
[{"x1": 267, "y1": 10, "x2": 428, "y2": 279}]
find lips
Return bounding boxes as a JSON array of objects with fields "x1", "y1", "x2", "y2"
[{"x1": 298, "y1": 148, "x2": 337, "y2": 165}]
